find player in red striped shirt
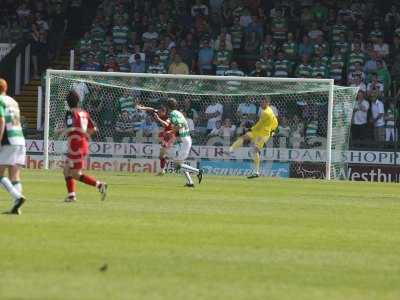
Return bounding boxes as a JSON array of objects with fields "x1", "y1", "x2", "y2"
[
  {"x1": 63, "y1": 91, "x2": 107, "y2": 202},
  {"x1": 136, "y1": 104, "x2": 177, "y2": 175}
]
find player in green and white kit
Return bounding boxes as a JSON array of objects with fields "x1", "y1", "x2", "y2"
[
  {"x1": 137, "y1": 98, "x2": 203, "y2": 187},
  {"x1": 0, "y1": 79, "x2": 26, "y2": 214},
  {"x1": 165, "y1": 98, "x2": 203, "y2": 187}
]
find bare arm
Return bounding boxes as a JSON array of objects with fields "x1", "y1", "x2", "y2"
[
  {"x1": 135, "y1": 104, "x2": 157, "y2": 113},
  {"x1": 154, "y1": 113, "x2": 170, "y2": 128}
]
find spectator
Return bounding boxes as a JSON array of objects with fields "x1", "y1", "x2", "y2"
[
  {"x1": 364, "y1": 51, "x2": 380, "y2": 78},
  {"x1": 155, "y1": 39, "x2": 171, "y2": 66},
  {"x1": 312, "y1": 56, "x2": 328, "y2": 78},
  {"x1": 198, "y1": 40, "x2": 214, "y2": 74},
  {"x1": 334, "y1": 33, "x2": 349, "y2": 57},
  {"x1": 205, "y1": 100, "x2": 223, "y2": 133},
  {"x1": 257, "y1": 49, "x2": 274, "y2": 76},
  {"x1": 298, "y1": 34, "x2": 314, "y2": 57},
  {"x1": 350, "y1": 75, "x2": 367, "y2": 93},
  {"x1": 239, "y1": 7, "x2": 252, "y2": 28},
  {"x1": 367, "y1": 73, "x2": 384, "y2": 97},
  {"x1": 385, "y1": 101, "x2": 398, "y2": 142},
  {"x1": 214, "y1": 27, "x2": 233, "y2": 51},
  {"x1": 115, "y1": 110, "x2": 134, "y2": 142},
  {"x1": 259, "y1": 34, "x2": 276, "y2": 56},
  {"x1": 112, "y1": 19, "x2": 129, "y2": 49},
  {"x1": 16, "y1": 2, "x2": 31, "y2": 20},
  {"x1": 142, "y1": 24, "x2": 159, "y2": 42},
  {"x1": 128, "y1": 44, "x2": 146, "y2": 64},
  {"x1": 376, "y1": 60, "x2": 391, "y2": 95},
  {"x1": 191, "y1": 0, "x2": 209, "y2": 17},
  {"x1": 130, "y1": 54, "x2": 146, "y2": 73},
  {"x1": 305, "y1": 112, "x2": 320, "y2": 147},
  {"x1": 331, "y1": 15, "x2": 346, "y2": 43},
  {"x1": 296, "y1": 54, "x2": 313, "y2": 78},
  {"x1": 369, "y1": 20, "x2": 383, "y2": 43},
  {"x1": 243, "y1": 31, "x2": 260, "y2": 55},
  {"x1": 329, "y1": 47, "x2": 345, "y2": 83},
  {"x1": 116, "y1": 45, "x2": 131, "y2": 72},
  {"x1": 271, "y1": 6, "x2": 288, "y2": 43},
  {"x1": 168, "y1": 54, "x2": 189, "y2": 75},
  {"x1": 182, "y1": 111, "x2": 195, "y2": 133},
  {"x1": 373, "y1": 36, "x2": 389, "y2": 58},
  {"x1": 177, "y1": 40, "x2": 195, "y2": 70},
  {"x1": 224, "y1": 61, "x2": 245, "y2": 91},
  {"x1": 208, "y1": 120, "x2": 223, "y2": 137},
  {"x1": 139, "y1": 115, "x2": 158, "y2": 138},
  {"x1": 289, "y1": 115, "x2": 305, "y2": 148},
  {"x1": 246, "y1": 15, "x2": 264, "y2": 40},
  {"x1": 370, "y1": 91, "x2": 385, "y2": 143},
  {"x1": 103, "y1": 56, "x2": 119, "y2": 72},
  {"x1": 229, "y1": 16, "x2": 243, "y2": 54},
  {"x1": 351, "y1": 90, "x2": 369, "y2": 141},
  {"x1": 35, "y1": 12, "x2": 49, "y2": 32},
  {"x1": 348, "y1": 42, "x2": 366, "y2": 73},
  {"x1": 131, "y1": 99, "x2": 147, "y2": 132},
  {"x1": 147, "y1": 55, "x2": 166, "y2": 74},
  {"x1": 156, "y1": 13, "x2": 169, "y2": 35},
  {"x1": 221, "y1": 118, "x2": 236, "y2": 139},
  {"x1": 249, "y1": 61, "x2": 267, "y2": 77},
  {"x1": 273, "y1": 50, "x2": 291, "y2": 77},
  {"x1": 81, "y1": 53, "x2": 101, "y2": 71},
  {"x1": 214, "y1": 40, "x2": 232, "y2": 76},
  {"x1": 276, "y1": 116, "x2": 290, "y2": 148},
  {"x1": 348, "y1": 62, "x2": 366, "y2": 84},
  {"x1": 312, "y1": 48, "x2": 330, "y2": 67},
  {"x1": 118, "y1": 91, "x2": 134, "y2": 115},
  {"x1": 308, "y1": 22, "x2": 324, "y2": 41},
  {"x1": 182, "y1": 98, "x2": 199, "y2": 125},
  {"x1": 282, "y1": 32, "x2": 298, "y2": 60},
  {"x1": 385, "y1": 5, "x2": 400, "y2": 27},
  {"x1": 237, "y1": 98, "x2": 257, "y2": 122}
]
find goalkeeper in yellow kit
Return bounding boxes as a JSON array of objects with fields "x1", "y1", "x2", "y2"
[{"x1": 229, "y1": 97, "x2": 278, "y2": 178}]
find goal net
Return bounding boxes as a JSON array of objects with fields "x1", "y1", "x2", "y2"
[{"x1": 44, "y1": 70, "x2": 358, "y2": 180}]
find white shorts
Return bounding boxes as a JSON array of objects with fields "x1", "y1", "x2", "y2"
[
  {"x1": 0, "y1": 145, "x2": 26, "y2": 166},
  {"x1": 166, "y1": 136, "x2": 192, "y2": 163}
]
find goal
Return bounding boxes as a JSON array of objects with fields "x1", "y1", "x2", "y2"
[{"x1": 44, "y1": 70, "x2": 358, "y2": 180}]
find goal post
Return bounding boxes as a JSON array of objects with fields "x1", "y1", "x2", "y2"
[{"x1": 44, "y1": 69, "x2": 358, "y2": 180}]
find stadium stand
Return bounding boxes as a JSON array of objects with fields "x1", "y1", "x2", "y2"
[{"x1": 2, "y1": 0, "x2": 400, "y2": 149}]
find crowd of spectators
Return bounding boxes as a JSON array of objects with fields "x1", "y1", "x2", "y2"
[
  {"x1": 3, "y1": 1, "x2": 400, "y2": 148},
  {"x1": 26, "y1": 0, "x2": 384, "y2": 148}
]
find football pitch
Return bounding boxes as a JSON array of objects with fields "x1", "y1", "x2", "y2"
[{"x1": 0, "y1": 170, "x2": 399, "y2": 300}]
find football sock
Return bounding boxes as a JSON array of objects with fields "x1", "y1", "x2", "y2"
[
  {"x1": 0, "y1": 176, "x2": 22, "y2": 200},
  {"x1": 160, "y1": 157, "x2": 166, "y2": 170},
  {"x1": 253, "y1": 152, "x2": 261, "y2": 174},
  {"x1": 65, "y1": 177, "x2": 76, "y2": 197},
  {"x1": 181, "y1": 163, "x2": 199, "y2": 174},
  {"x1": 230, "y1": 137, "x2": 244, "y2": 152},
  {"x1": 183, "y1": 171, "x2": 194, "y2": 185},
  {"x1": 12, "y1": 181, "x2": 22, "y2": 193},
  {"x1": 79, "y1": 174, "x2": 98, "y2": 187}
]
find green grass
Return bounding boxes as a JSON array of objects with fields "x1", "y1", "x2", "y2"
[{"x1": 0, "y1": 170, "x2": 400, "y2": 300}]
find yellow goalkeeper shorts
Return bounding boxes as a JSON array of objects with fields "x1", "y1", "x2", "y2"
[{"x1": 247, "y1": 130, "x2": 271, "y2": 150}]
